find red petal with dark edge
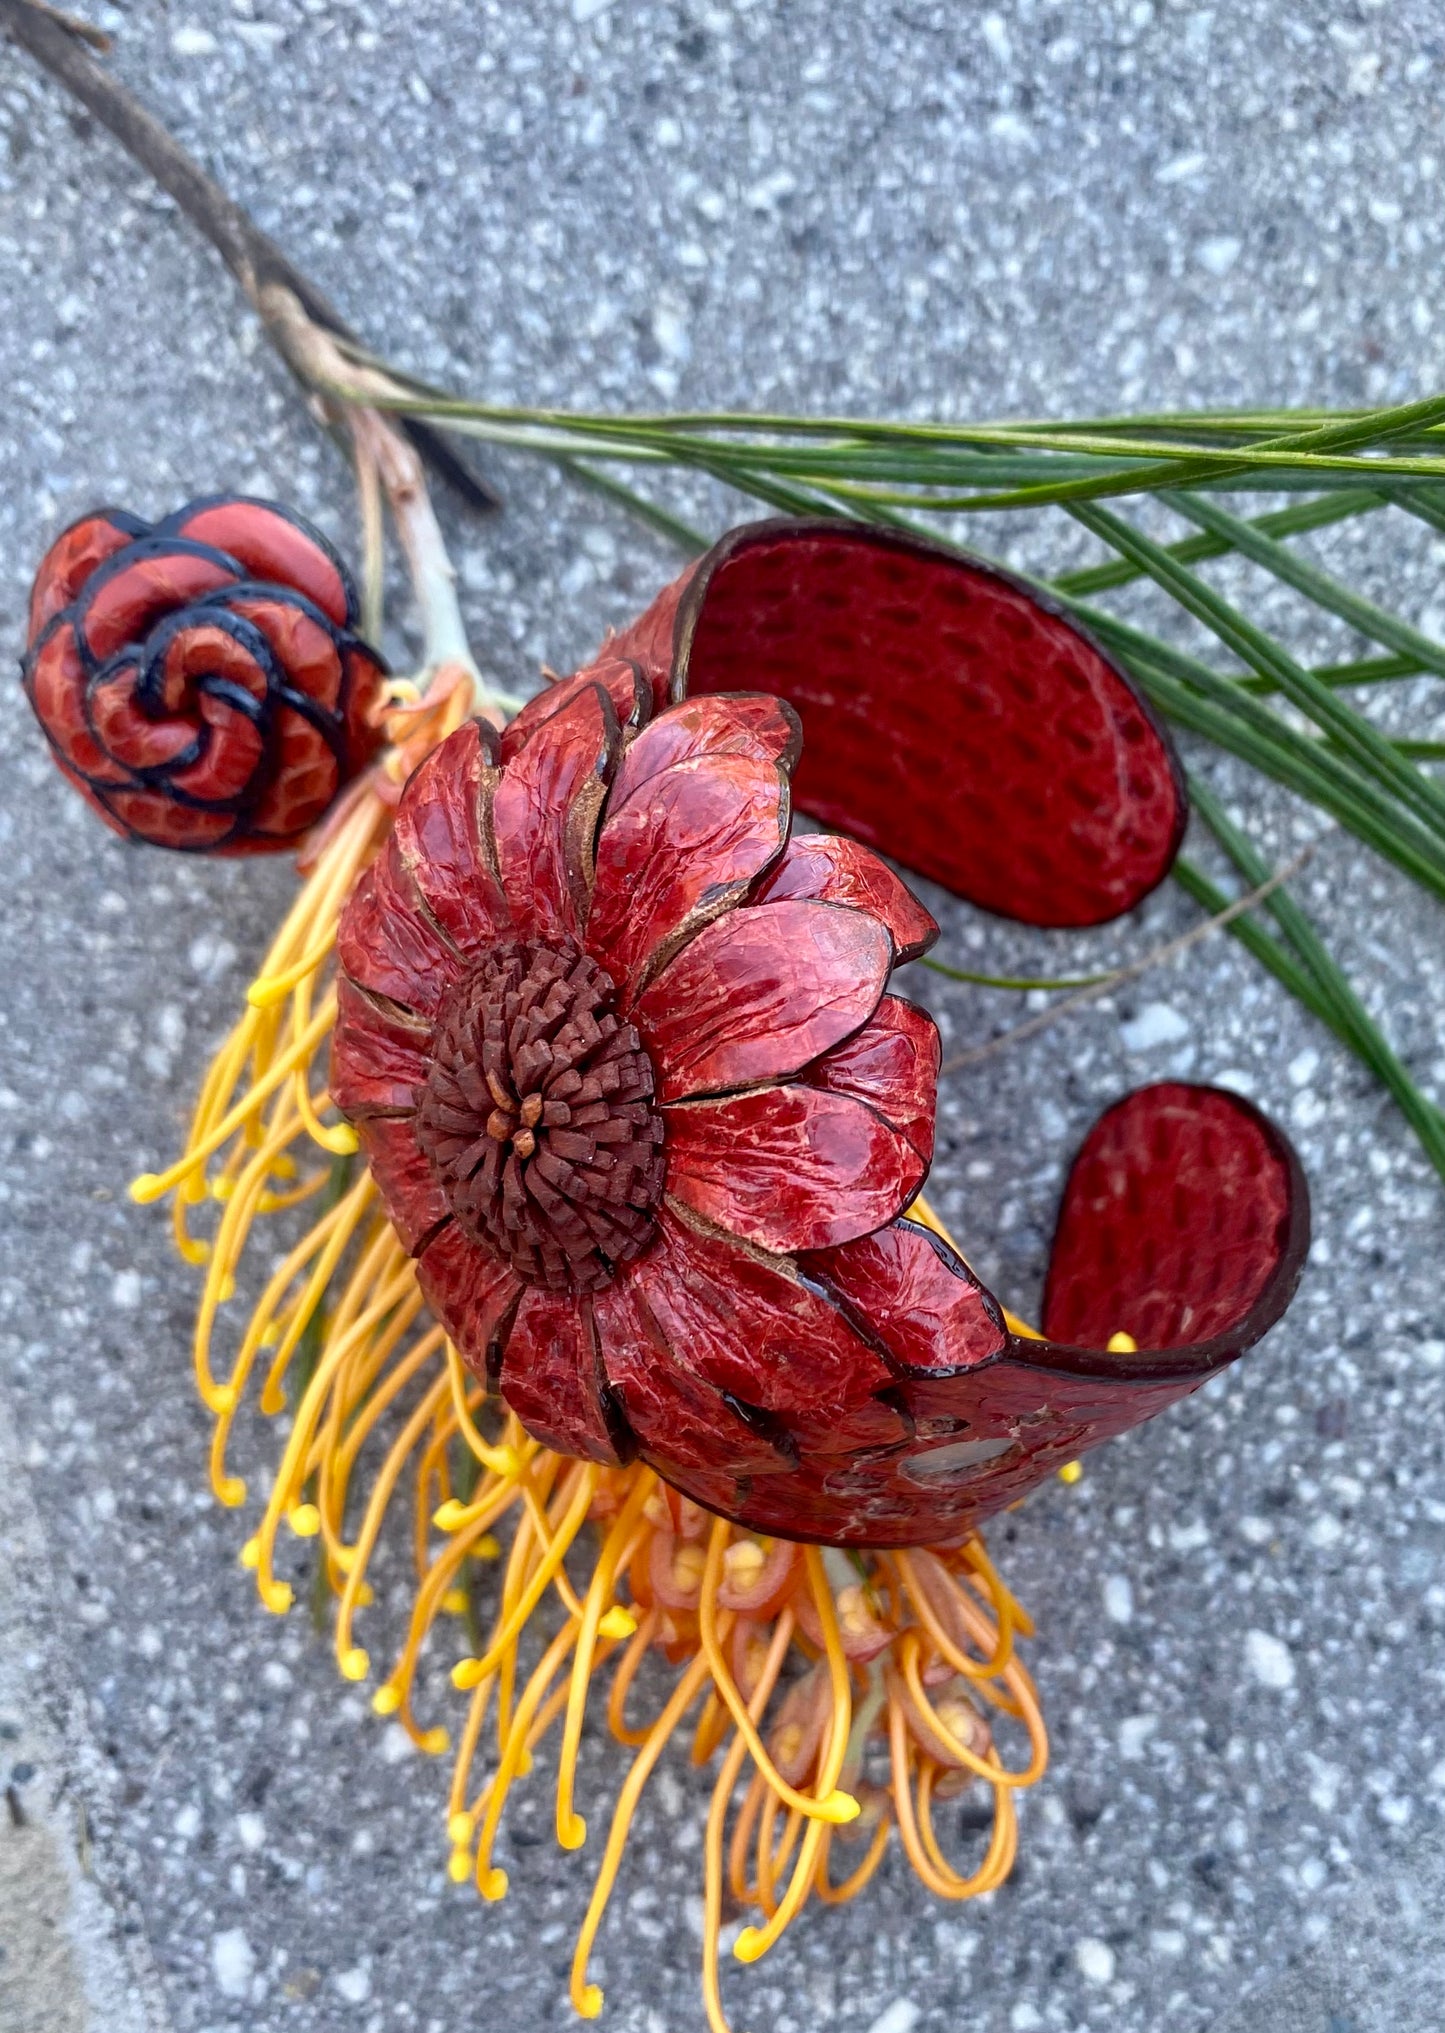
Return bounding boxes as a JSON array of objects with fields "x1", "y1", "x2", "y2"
[
  {"x1": 330, "y1": 977, "x2": 430, "y2": 1121},
  {"x1": 491, "y1": 682, "x2": 617, "y2": 943},
  {"x1": 609, "y1": 693, "x2": 801, "y2": 811},
  {"x1": 664, "y1": 1084, "x2": 926, "y2": 1253},
  {"x1": 593, "y1": 1270, "x2": 788, "y2": 1488},
  {"x1": 336, "y1": 842, "x2": 464, "y2": 1017},
  {"x1": 804, "y1": 994, "x2": 939, "y2": 1164},
  {"x1": 587, "y1": 753, "x2": 789, "y2": 999},
  {"x1": 602, "y1": 565, "x2": 700, "y2": 711},
  {"x1": 391, "y1": 721, "x2": 510, "y2": 955},
  {"x1": 754, "y1": 832, "x2": 938, "y2": 962},
  {"x1": 1041, "y1": 1081, "x2": 1309, "y2": 1353},
  {"x1": 415, "y1": 1223, "x2": 521, "y2": 1386},
  {"x1": 27, "y1": 509, "x2": 146, "y2": 643},
  {"x1": 668, "y1": 521, "x2": 1186, "y2": 929},
  {"x1": 636, "y1": 899, "x2": 891, "y2": 1101},
  {"x1": 77, "y1": 546, "x2": 240, "y2": 663},
  {"x1": 499, "y1": 658, "x2": 648, "y2": 765},
  {"x1": 169, "y1": 497, "x2": 356, "y2": 628},
  {"x1": 498, "y1": 1288, "x2": 631, "y2": 1466},
  {"x1": 356, "y1": 1114, "x2": 451, "y2": 1255},
  {"x1": 802, "y1": 1218, "x2": 1007, "y2": 1379},
  {"x1": 626, "y1": 1207, "x2": 907, "y2": 1453}
]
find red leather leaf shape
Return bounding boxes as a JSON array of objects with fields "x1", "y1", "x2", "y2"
[
  {"x1": 664, "y1": 1084, "x2": 927, "y2": 1253},
  {"x1": 602, "y1": 563, "x2": 700, "y2": 711},
  {"x1": 1041, "y1": 1081, "x2": 1309, "y2": 1355},
  {"x1": 499, "y1": 657, "x2": 649, "y2": 765},
  {"x1": 754, "y1": 831, "x2": 938, "y2": 963},
  {"x1": 336, "y1": 842, "x2": 465, "y2": 1018},
  {"x1": 587, "y1": 753, "x2": 789, "y2": 1000},
  {"x1": 592, "y1": 1270, "x2": 789, "y2": 1487},
  {"x1": 357, "y1": 1114, "x2": 451, "y2": 1255},
  {"x1": 626, "y1": 1207, "x2": 907, "y2": 1454},
  {"x1": 499, "y1": 1287, "x2": 632, "y2": 1466},
  {"x1": 391, "y1": 721, "x2": 510, "y2": 955},
  {"x1": 609, "y1": 693, "x2": 801, "y2": 811},
  {"x1": 636, "y1": 899, "x2": 891, "y2": 1101},
  {"x1": 492, "y1": 682, "x2": 617, "y2": 943},
  {"x1": 803, "y1": 994, "x2": 939, "y2": 1165},
  {"x1": 415, "y1": 1222, "x2": 521, "y2": 1386},
  {"x1": 330, "y1": 977, "x2": 430, "y2": 1121},
  {"x1": 802, "y1": 1219, "x2": 1007, "y2": 1380},
  {"x1": 672, "y1": 521, "x2": 1186, "y2": 928},
  {"x1": 167, "y1": 495, "x2": 358, "y2": 628},
  {"x1": 26, "y1": 508, "x2": 146, "y2": 643}
]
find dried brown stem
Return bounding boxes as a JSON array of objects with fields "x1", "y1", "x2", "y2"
[
  {"x1": 939, "y1": 845, "x2": 1315, "y2": 1074},
  {"x1": 0, "y1": 0, "x2": 497, "y2": 512}
]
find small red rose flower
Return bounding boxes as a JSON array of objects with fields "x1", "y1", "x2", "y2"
[
  {"x1": 22, "y1": 494, "x2": 386, "y2": 853},
  {"x1": 333, "y1": 522, "x2": 1308, "y2": 1547}
]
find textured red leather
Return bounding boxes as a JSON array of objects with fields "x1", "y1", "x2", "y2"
[
  {"x1": 611, "y1": 519, "x2": 1185, "y2": 928},
  {"x1": 22, "y1": 496, "x2": 384, "y2": 853}
]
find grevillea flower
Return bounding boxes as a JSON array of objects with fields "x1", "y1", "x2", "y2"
[
  {"x1": 331, "y1": 519, "x2": 1308, "y2": 1550},
  {"x1": 21, "y1": 494, "x2": 386, "y2": 852}
]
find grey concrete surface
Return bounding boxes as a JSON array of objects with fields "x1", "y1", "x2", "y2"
[{"x1": 2, "y1": 3, "x2": 1445, "y2": 2030}]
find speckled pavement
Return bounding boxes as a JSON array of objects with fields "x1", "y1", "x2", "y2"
[{"x1": 2, "y1": 5, "x2": 1445, "y2": 2030}]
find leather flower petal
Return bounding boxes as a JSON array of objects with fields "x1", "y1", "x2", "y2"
[
  {"x1": 754, "y1": 831, "x2": 938, "y2": 962},
  {"x1": 499, "y1": 656, "x2": 649, "y2": 764},
  {"x1": 609, "y1": 693, "x2": 800, "y2": 811},
  {"x1": 336, "y1": 837, "x2": 465, "y2": 1018},
  {"x1": 587, "y1": 751, "x2": 789, "y2": 1000},
  {"x1": 636, "y1": 899, "x2": 891, "y2": 1101},
  {"x1": 415, "y1": 1222, "x2": 521, "y2": 1387},
  {"x1": 391, "y1": 720, "x2": 511, "y2": 956},
  {"x1": 498, "y1": 1287, "x2": 632, "y2": 1466},
  {"x1": 803, "y1": 993, "x2": 939, "y2": 1165},
  {"x1": 330, "y1": 977, "x2": 431, "y2": 1121},
  {"x1": 491, "y1": 681, "x2": 617, "y2": 942},
  {"x1": 664, "y1": 1083, "x2": 927, "y2": 1253}
]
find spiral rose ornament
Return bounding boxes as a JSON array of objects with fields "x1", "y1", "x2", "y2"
[{"x1": 21, "y1": 494, "x2": 387, "y2": 853}]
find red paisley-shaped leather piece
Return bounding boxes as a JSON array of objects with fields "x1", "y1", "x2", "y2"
[
  {"x1": 499, "y1": 657, "x2": 649, "y2": 765},
  {"x1": 21, "y1": 496, "x2": 385, "y2": 854},
  {"x1": 610, "y1": 519, "x2": 1186, "y2": 927},
  {"x1": 1041, "y1": 1082, "x2": 1307, "y2": 1354},
  {"x1": 664, "y1": 1083, "x2": 927, "y2": 1253},
  {"x1": 491, "y1": 682, "x2": 617, "y2": 942},
  {"x1": 803, "y1": 994, "x2": 939, "y2": 1165},
  {"x1": 391, "y1": 721, "x2": 510, "y2": 956},
  {"x1": 636, "y1": 899, "x2": 891, "y2": 1101},
  {"x1": 754, "y1": 831, "x2": 939, "y2": 963},
  {"x1": 587, "y1": 752, "x2": 790, "y2": 1000},
  {"x1": 498, "y1": 1287, "x2": 632, "y2": 1466}
]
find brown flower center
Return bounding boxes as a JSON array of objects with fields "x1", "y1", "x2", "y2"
[{"x1": 415, "y1": 939, "x2": 666, "y2": 1292}]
